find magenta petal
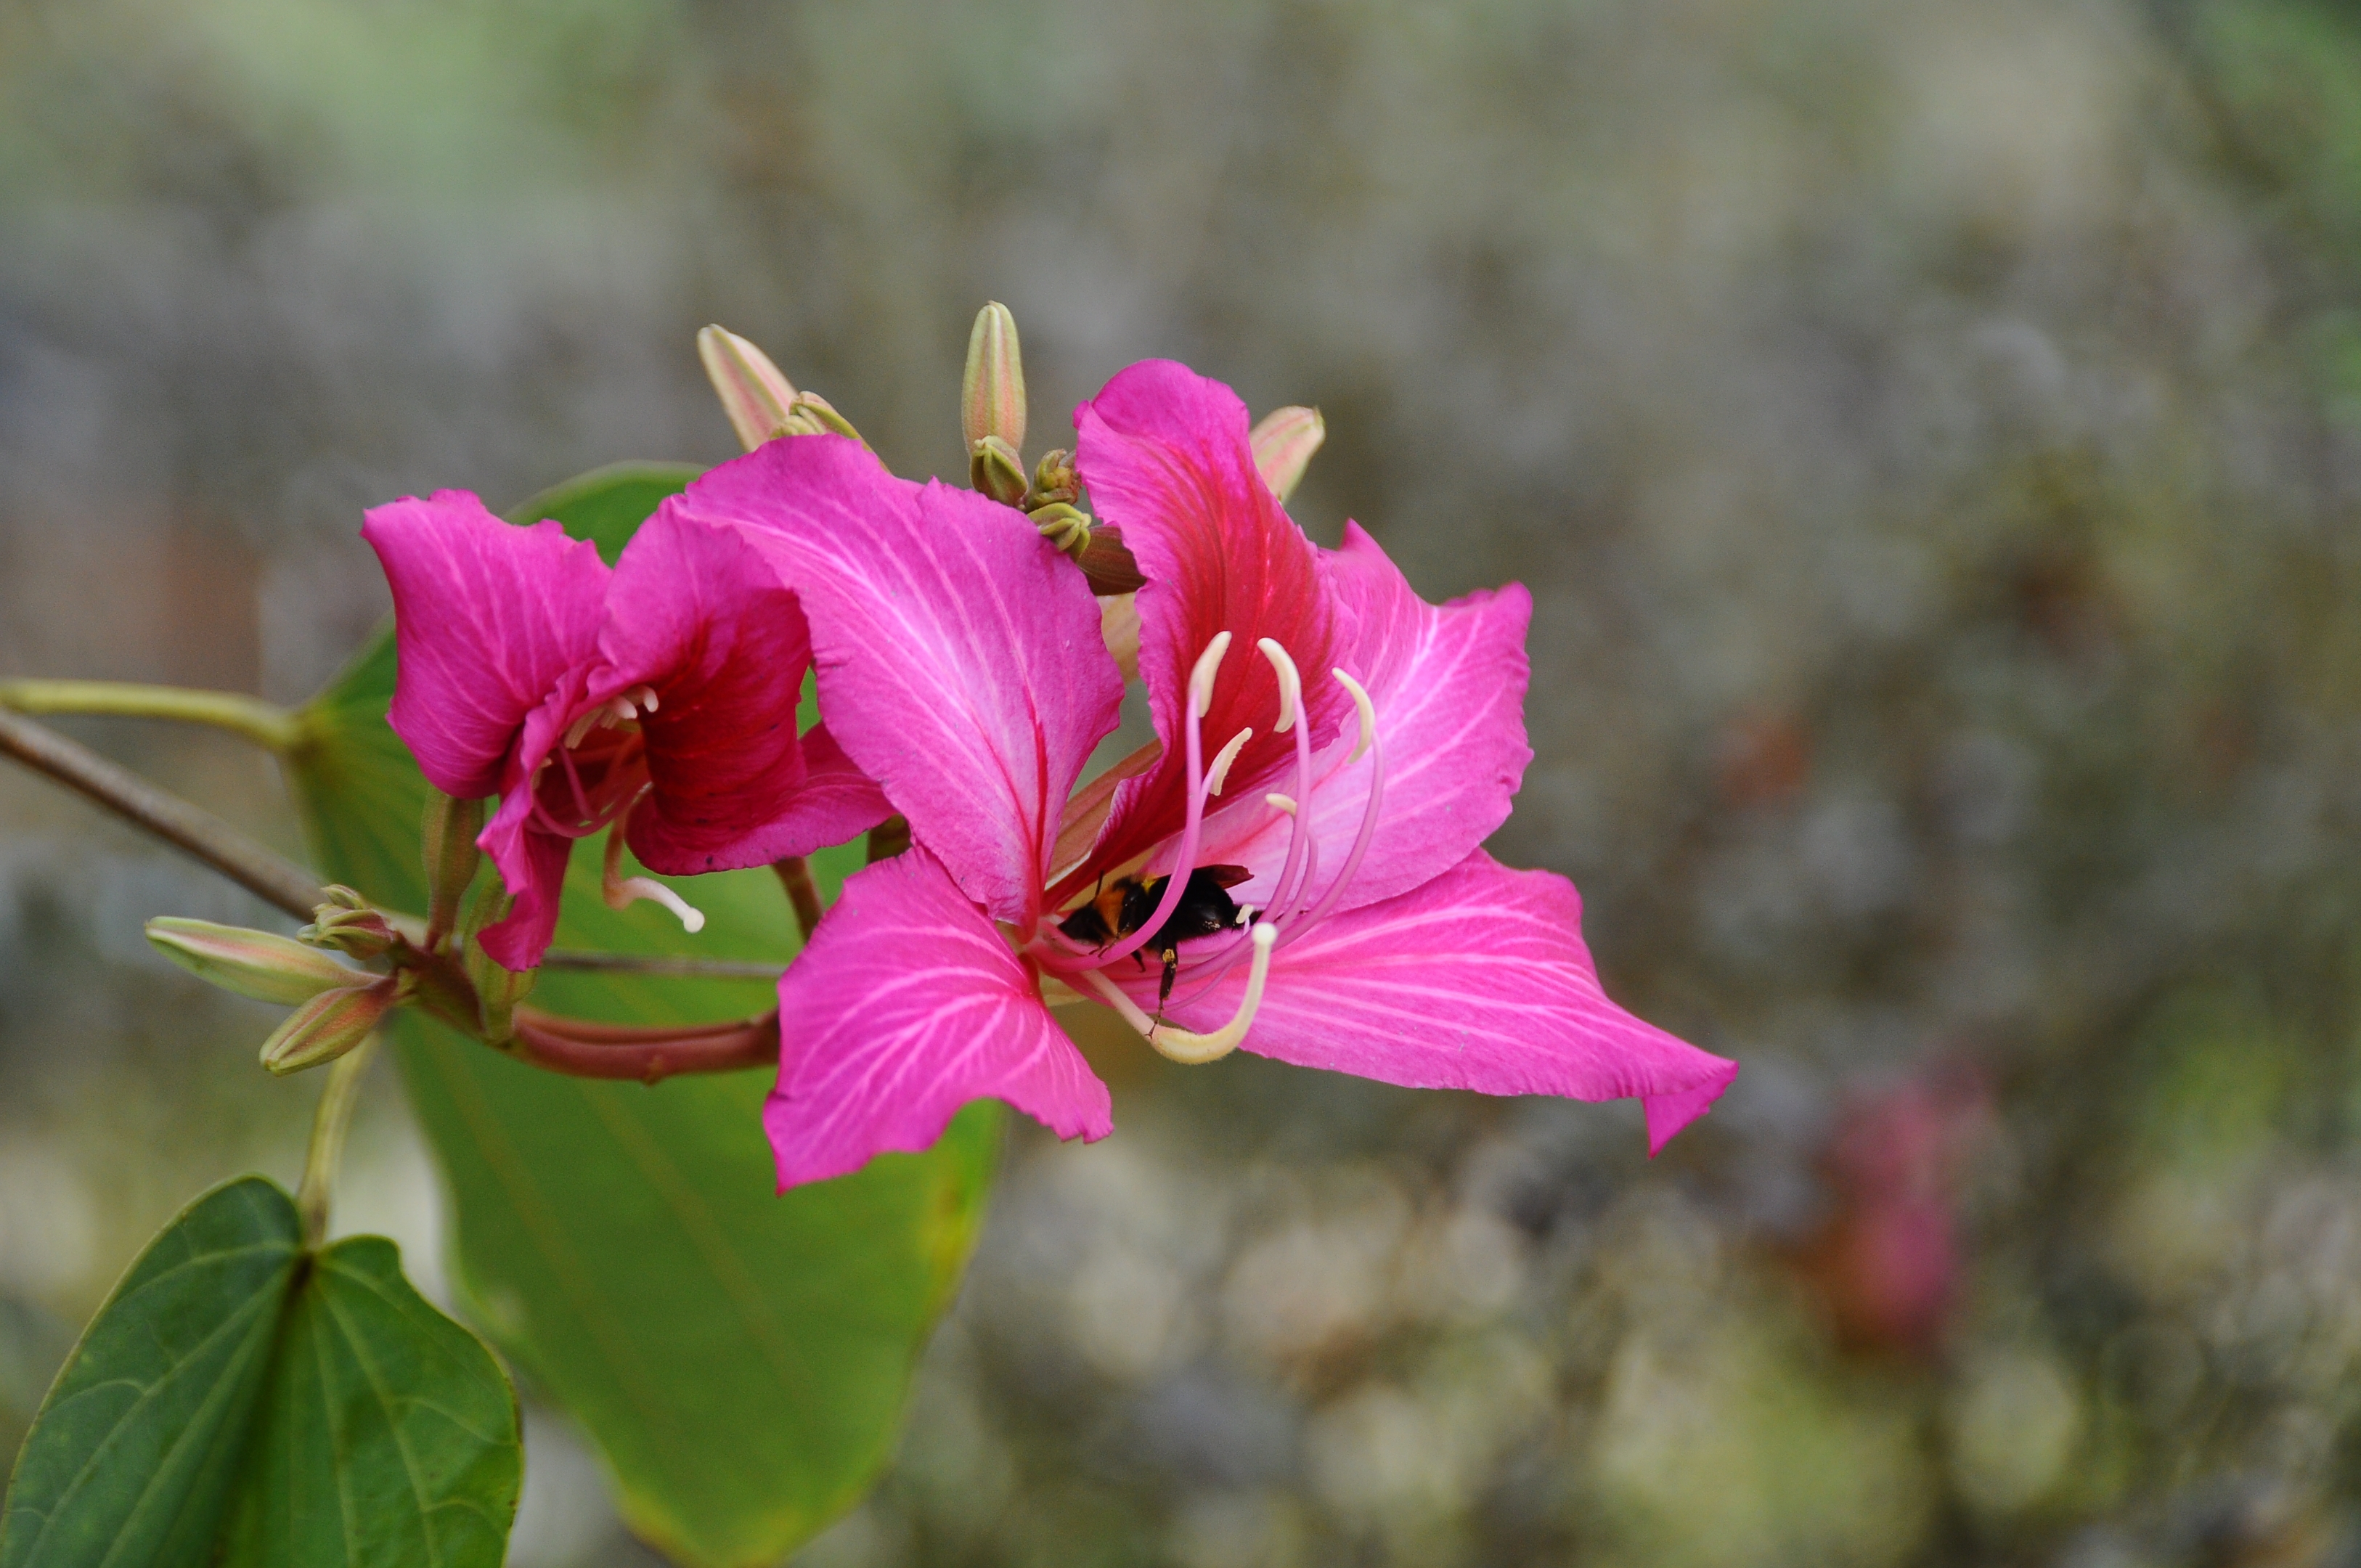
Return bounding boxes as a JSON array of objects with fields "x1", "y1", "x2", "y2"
[
  {"x1": 1123, "y1": 851, "x2": 1737, "y2": 1153},
  {"x1": 600, "y1": 509, "x2": 887, "y2": 873},
  {"x1": 1066, "y1": 361, "x2": 1350, "y2": 895},
  {"x1": 766, "y1": 848, "x2": 1112, "y2": 1189},
  {"x1": 362, "y1": 491, "x2": 608, "y2": 800},
  {"x1": 472, "y1": 697, "x2": 584, "y2": 971},
  {"x1": 673, "y1": 437, "x2": 1122, "y2": 928},
  {"x1": 1198, "y1": 523, "x2": 1536, "y2": 915}
]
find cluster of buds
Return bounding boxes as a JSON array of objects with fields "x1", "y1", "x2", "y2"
[
  {"x1": 696, "y1": 303, "x2": 1327, "y2": 600},
  {"x1": 145, "y1": 789, "x2": 531, "y2": 1073},
  {"x1": 696, "y1": 327, "x2": 865, "y2": 450}
]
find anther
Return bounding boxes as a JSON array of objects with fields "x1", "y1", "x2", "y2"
[
  {"x1": 1257, "y1": 639, "x2": 1302, "y2": 732},
  {"x1": 1189, "y1": 632, "x2": 1232, "y2": 718},
  {"x1": 1335, "y1": 669, "x2": 1376, "y2": 762},
  {"x1": 1206, "y1": 727, "x2": 1254, "y2": 796}
]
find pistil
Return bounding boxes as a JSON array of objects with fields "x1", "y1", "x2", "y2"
[{"x1": 601, "y1": 804, "x2": 706, "y2": 934}]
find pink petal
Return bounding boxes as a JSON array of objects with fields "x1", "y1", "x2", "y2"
[
  {"x1": 1197, "y1": 523, "x2": 1536, "y2": 915},
  {"x1": 600, "y1": 510, "x2": 889, "y2": 874},
  {"x1": 473, "y1": 683, "x2": 589, "y2": 971},
  {"x1": 1119, "y1": 850, "x2": 1737, "y2": 1154},
  {"x1": 1062, "y1": 362, "x2": 1350, "y2": 899},
  {"x1": 672, "y1": 436, "x2": 1122, "y2": 929},
  {"x1": 362, "y1": 491, "x2": 609, "y2": 800},
  {"x1": 766, "y1": 847, "x2": 1112, "y2": 1188}
]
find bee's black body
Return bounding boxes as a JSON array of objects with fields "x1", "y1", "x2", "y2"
[{"x1": 1059, "y1": 864, "x2": 1252, "y2": 1009}]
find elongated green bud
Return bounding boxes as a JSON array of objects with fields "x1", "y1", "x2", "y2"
[
  {"x1": 422, "y1": 791, "x2": 485, "y2": 946},
  {"x1": 147, "y1": 917, "x2": 362, "y2": 1005},
  {"x1": 300, "y1": 896, "x2": 396, "y2": 960},
  {"x1": 260, "y1": 977, "x2": 401, "y2": 1076},
  {"x1": 972, "y1": 435, "x2": 1029, "y2": 507},
  {"x1": 698, "y1": 325, "x2": 799, "y2": 452},
  {"x1": 961, "y1": 302, "x2": 1027, "y2": 454},
  {"x1": 1249, "y1": 405, "x2": 1324, "y2": 503}
]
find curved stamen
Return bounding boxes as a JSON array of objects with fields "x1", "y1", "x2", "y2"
[
  {"x1": 1081, "y1": 922, "x2": 1276, "y2": 1064},
  {"x1": 602, "y1": 807, "x2": 706, "y2": 934},
  {"x1": 1254, "y1": 641, "x2": 1320, "y2": 926},
  {"x1": 1274, "y1": 669, "x2": 1385, "y2": 949},
  {"x1": 1166, "y1": 668, "x2": 1383, "y2": 1005},
  {"x1": 1043, "y1": 632, "x2": 1228, "y2": 973}
]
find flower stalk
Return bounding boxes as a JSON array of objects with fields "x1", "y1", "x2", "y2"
[
  {"x1": 295, "y1": 1032, "x2": 378, "y2": 1246},
  {"x1": 0, "y1": 678, "x2": 303, "y2": 752}
]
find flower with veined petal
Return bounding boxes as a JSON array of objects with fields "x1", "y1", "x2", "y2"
[
  {"x1": 363, "y1": 490, "x2": 892, "y2": 970},
  {"x1": 670, "y1": 359, "x2": 1738, "y2": 1189}
]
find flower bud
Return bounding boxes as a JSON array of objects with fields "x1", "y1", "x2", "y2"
[
  {"x1": 971, "y1": 436, "x2": 1029, "y2": 507},
  {"x1": 1032, "y1": 448, "x2": 1078, "y2": 506},
  {"x1": 1249, "y1": 405, "x2": 1324, "y2": 503},
  {"x1": 698, "y1": 325, "x2": 799, "y2": 452},
  {"x1": 259, "y1": 976, "x2": 401, "y2": 1076},
  {"x1": 147, "y1": 917, "x2": 362, "y2": 1005},
  {"x1": 1027, "y1": 502, "x2": 1093, "y2": 563},
  {"x1": 780, "y1": 392, "x2": 865, "y2": 445},
  {"x1": 961, "y1": 302, "x2": 1027, "y2": 454},
  {"x1": 299, "y1": 902, "x2": 396, "y2": 961},
  {"x1": 422, "y1": 791, "x2": 485, "y2": 946}
]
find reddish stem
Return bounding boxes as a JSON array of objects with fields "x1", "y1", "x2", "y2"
[{"x1": 506, "y1": 1007, "x2": 780, "y2": 1084}]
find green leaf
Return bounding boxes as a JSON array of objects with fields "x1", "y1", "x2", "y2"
[
  {"x1": 0, "y1": 1178, "x2": 520, "y2": 1568},
  {"x1": 217, "y1": 1236, "x2": 521, "y2": 1567},
  {"x1": 284, "y1": 462, "x2": 1000, "y2": 1568}
]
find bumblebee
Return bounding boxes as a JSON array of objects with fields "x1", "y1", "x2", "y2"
[{"x1": 1059, "y1": 864, "x2": 1254, "y2": 1010}]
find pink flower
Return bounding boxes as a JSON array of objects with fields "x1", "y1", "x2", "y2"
[
  {"x1": 362, "y1": 490, "x2": 892, "y2": 970},
  {"x1": 670, "y1": 360, "x2": 1739, "y2": 1188}
]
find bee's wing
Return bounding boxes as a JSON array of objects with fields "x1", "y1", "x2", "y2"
[{"x1": 1202, "y1": 864, "x2": 1254, "y2": 889}]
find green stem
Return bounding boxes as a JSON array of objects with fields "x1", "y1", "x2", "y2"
[
  {"x1": 296, "y1": 1033, "x2": 378, "y2": 1247},
  {"x1": 0, "y1": 679, "x2": 303, "y2": 753}
]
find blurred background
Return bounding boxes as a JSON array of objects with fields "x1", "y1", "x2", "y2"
[{"x1": 5, "y1": 0, "x2": 2361, "y2": 1562}]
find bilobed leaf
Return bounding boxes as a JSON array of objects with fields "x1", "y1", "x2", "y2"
[
  {"x1": 0, "y1": 1179, "x2": 520, "y2": 1568},
  {"x1": 0, "y1": 1179, "x2": 297, "y2": 1568},
  {"x1": 216, "y1": 1238, "x2": 520, "y2": 1567},
  {"x1": 285, "y1": 462, "x2": 1001, "y2": 1568}
]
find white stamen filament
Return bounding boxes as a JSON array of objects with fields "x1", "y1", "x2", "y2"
[
  {"x1": 1189, "y1": 631, "x2": 1232, "y2": 718},
  {"x1": 1082, "y1": 922, "x2": 1276, "y2": 1064},
  {"x1": 1205, "y1": 727, "x2": 1253, "y2": 796},
  {"x1": 1257, "y1": 637, "x2": 1302, "y2": 732},
  {"x1": 602, "y1": 820, "x2": 706, "y2": 933},
  {"x1": 1265, "y1": 792, "x2": 1297, "y2": 814},
  {"x1": 1043, "y1": 632, "x2": 1226, "y2": 976}
]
